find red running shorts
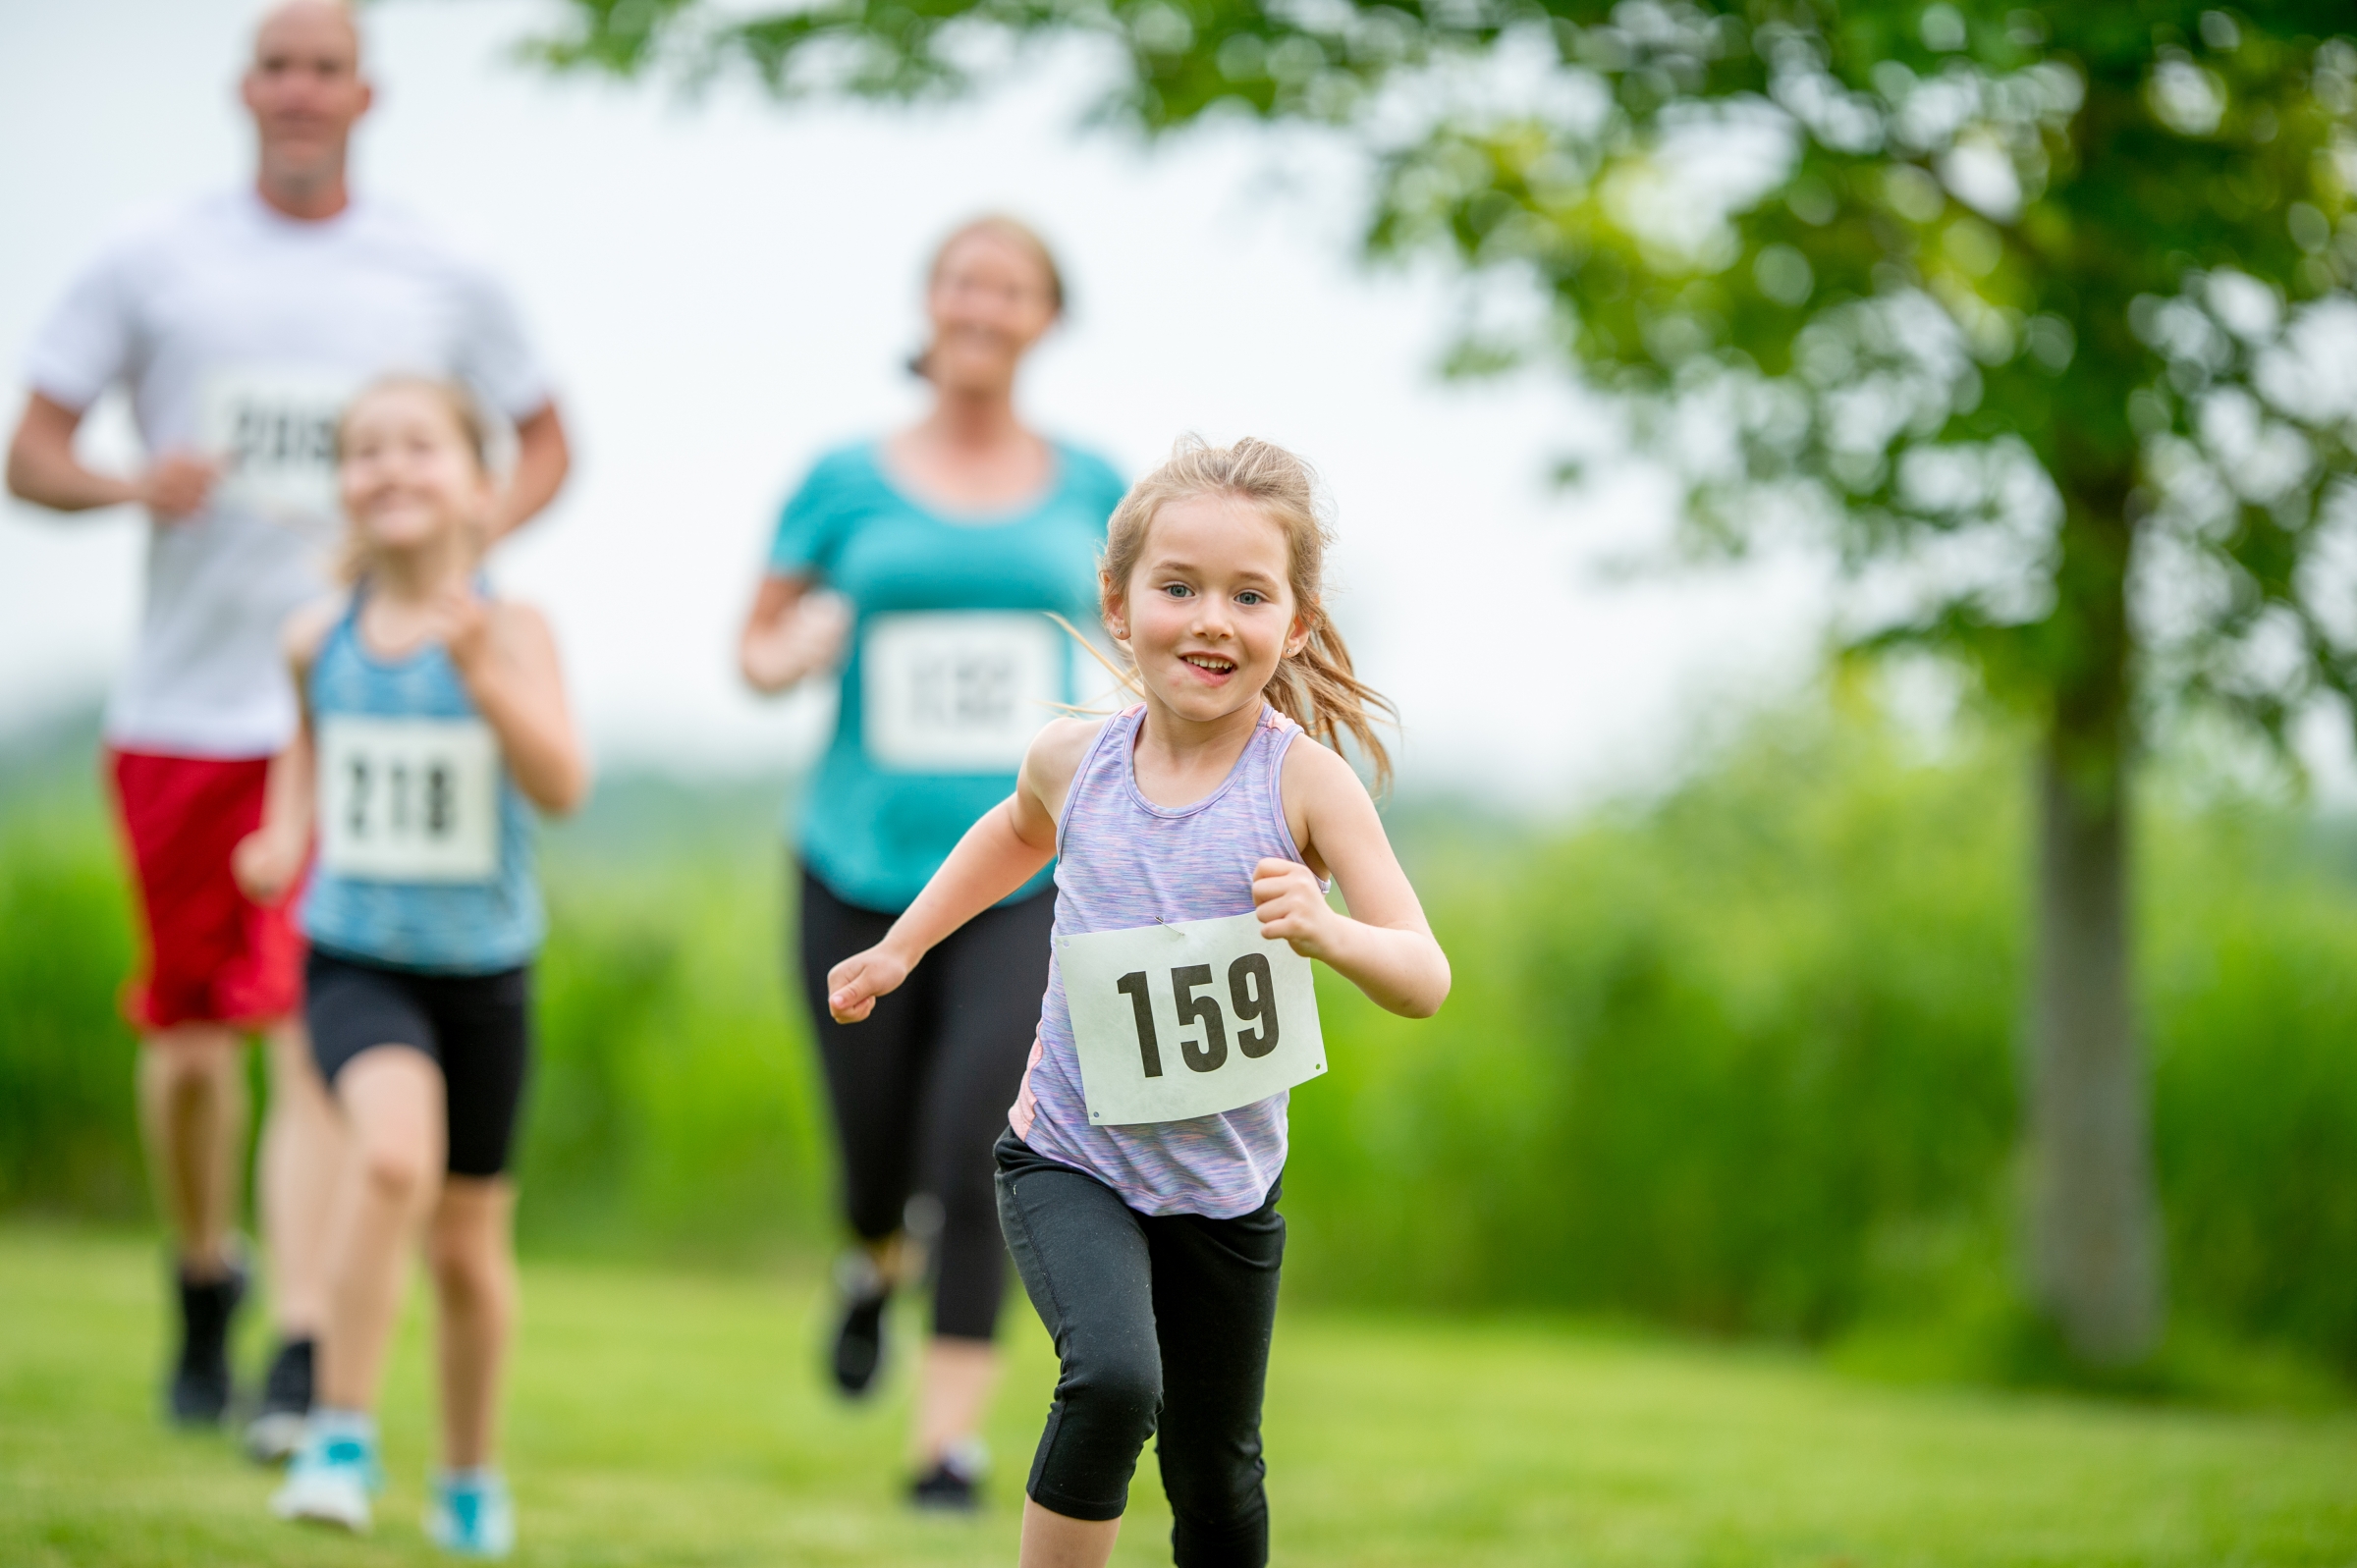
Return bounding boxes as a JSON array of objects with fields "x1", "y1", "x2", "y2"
[{"x1": 106, "y1": 748, "x2": 304, "y2": 1033}]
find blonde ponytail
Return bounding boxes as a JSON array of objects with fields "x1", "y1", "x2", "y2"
[{"x1": 1100, "y1": 436, "x2": 1397, "y2": 791}]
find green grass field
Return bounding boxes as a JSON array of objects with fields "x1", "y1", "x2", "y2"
[{"x1": 4, "y1": 1226, "x2": 2354, "y2": 1566}]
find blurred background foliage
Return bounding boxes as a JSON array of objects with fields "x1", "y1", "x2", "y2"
[
  {"x1": 6, "y1": 691, "x2": 2353, "y2": 1392},
  {"x1": 533, "y1": 0, "x2": 2357, "y2": 1366}
]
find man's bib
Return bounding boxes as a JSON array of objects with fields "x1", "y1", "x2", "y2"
[
  {"x1": 199, "y1": 364, "x2": 360, "y2": 535},
  {"x1": 1058, "y1": 910, "x2": 1327, "y2": 1126}
]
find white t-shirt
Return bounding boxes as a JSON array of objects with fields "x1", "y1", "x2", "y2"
[{"x1": 25, "y1": 189, "x2": 552, "y2": 758}]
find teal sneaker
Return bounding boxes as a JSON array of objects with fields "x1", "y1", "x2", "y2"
[
  {"x1": 271, "y1": 1420, "x2": 380, "y2": 1533},
  {"x1": 426, "y1": 1469, "x2": 516, "y2": 1558}
]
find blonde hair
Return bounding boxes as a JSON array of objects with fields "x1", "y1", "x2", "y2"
[
  {"x1": 1100, "y1": 436, "x2": 1396, "y2": 790},
  {"x1": 330, "y1": 375, "x2": 492, "y2": 584}
]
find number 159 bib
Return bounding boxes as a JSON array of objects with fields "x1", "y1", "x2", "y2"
[{"x1": 1059, "y1": 911, "x2": 1327, "y2": 1126}]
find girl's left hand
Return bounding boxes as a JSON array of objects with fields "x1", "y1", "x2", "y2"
[
  {"x1": 428, "y1": 580, "x2": 494, "y2": 672},
  {"x1": 1251, "y1": 858, "x2": 1334, "y2": 957}
]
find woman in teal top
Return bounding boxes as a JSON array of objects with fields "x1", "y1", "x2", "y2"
[{"x1": 738, "y1": 216, "x2": 1124, "y2": 1510}]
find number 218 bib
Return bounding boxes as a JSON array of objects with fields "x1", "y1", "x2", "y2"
[
  {"x1": 1058, "y1": 911, "x2": 1328, "y2": 1126},
  {"x1": 317, "y1": 716, "x2": 501, "y2": 883}
]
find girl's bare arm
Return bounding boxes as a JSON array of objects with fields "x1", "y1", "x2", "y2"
[
  {"x1": 825, "y1": 717, "x2": 1101, "y2": 1023},
  {"x1": 450, "y1": 600, "x2": 589, "y2": 816},
  {"x1": 1254, "y1": 741, "x2": 1451, "y2": 1018},
  {"x1": 232, "y1": 600, "x2": 341, "y2": 904}
]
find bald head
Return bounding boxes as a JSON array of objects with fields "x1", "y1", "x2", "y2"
[
  {"x1": 252, "y1": 0, "x2": 361, "y2": 68},
  {"x1": 243, "y1": 0, "x2": 370, "y2": 220}
]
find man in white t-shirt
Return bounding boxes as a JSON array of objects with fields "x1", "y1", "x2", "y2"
[{"x1": 4, "y1": 0, "x2": 570, "y2": 1455}]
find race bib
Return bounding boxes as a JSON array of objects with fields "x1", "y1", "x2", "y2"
[
  {"x1": 199, "y1": 366, "x2": 358, "y2": 532},
  {"x1": 1059, "y1": 911, "x2": 1327, "y2": 1126},
  {"x1": 316, "y1": 716, "x2": 501, "y2": 883},
  {"x1": 861, "y1": 612, "x2": 1065, "y2": 772}
]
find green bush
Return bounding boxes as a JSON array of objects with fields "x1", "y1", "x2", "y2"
[
  {"x1": 0, "y1": 761, "x2": 833, "y2": 1261},
  {"x1": 2146, "y1": 812, "x2": 2357, "y2": 1373},
  {"x1": 0, "y1": 789, "x2": 142, "y2": 1218},
  {"x1": 521, "y1": 843, "x2": 832, "y2": 1258},
  {"x1": 5, "y1": 707, "x2": 2357, "y2": 1380},
  {"x1": 1285, "y1": 712, "x2": 2022, "y2": 1337}
]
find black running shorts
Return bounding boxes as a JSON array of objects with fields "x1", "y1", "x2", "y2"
[{"x1": 305, "y1": 948, "x2": 533, "y2": 1179}]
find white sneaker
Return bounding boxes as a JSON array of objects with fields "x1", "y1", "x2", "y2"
[
  {"x1": 425, "y1": 1469, "x2": 516, "y2": 1558},
  {"x1": 270, "y1": 1426, "x2": 377, "y2": 1533}
]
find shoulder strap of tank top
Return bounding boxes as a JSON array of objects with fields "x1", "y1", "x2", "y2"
[
  {"x1": 321, "y1": 581, "x2": 366, "y2": 660},
  {"x1": 1056, "y1": 708, "x2": 1141, "y2": 844},
  {"x1": 1259, "y1": 705, "x2": 1306, "y2": 863}
]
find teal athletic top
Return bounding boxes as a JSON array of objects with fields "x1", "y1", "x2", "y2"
[
  {"x1": 300, "y1": 588, "x2": 544, "y2": 972},
  {"x1": 771, "y1": 439, "x2": 1125, "y2": 913}
]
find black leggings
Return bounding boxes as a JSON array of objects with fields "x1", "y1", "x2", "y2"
[
  {"x1": 995, "y1": 1131, "x2": 1285, "y2": 1568},
  {"x1": 796, "y1": 865, "x2": 1055, "y2": 1341}
]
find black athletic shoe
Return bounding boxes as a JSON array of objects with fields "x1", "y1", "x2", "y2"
[
  {"x1": 909, "y1": 1440, "x2": 987, "y2": 1513},
  {"x1": 168, "y1": 1262, "x2": 247, "y2": 1429},
  {"x1": 244, "y1": 1337, "x2": 315, "y2": 1463},
  {"x1": 829, "y1": 1252, "x2": 890, "y2": 1398}
]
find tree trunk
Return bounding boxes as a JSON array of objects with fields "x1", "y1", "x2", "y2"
[{"x1": 2021, "y1": 492, "x2": 2165, "y2": 1366}]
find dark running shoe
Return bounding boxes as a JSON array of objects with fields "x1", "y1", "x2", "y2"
[
  {"x1": 245, "y1": 1337, "x2": 315, "y2": 1462},
  {"x1": 169, "y1": 1261, "x2": 247, "y2": 1428},
  {"x1": 910, "y1": 1439, "x2": 987, "y2": 1513},
  {"x1": 829, "y1": 1251, "x2": 890, "y2": 1397}
]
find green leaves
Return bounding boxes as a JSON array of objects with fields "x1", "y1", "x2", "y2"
[{"x1": 532, "y1": 0, "x2": 2357, "y2": 737}]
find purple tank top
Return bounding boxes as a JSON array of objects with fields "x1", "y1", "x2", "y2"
[{"x1": 1012, "y1": 703, "x2": 1307, "y2": 1217}]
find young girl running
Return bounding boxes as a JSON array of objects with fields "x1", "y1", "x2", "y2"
[
  {"x1": 825, "y1": 436, "x2": 1450, "y2": 1567},
  {"x1": 234, "y1": 375, "x2": 587, "y2": 1557}
]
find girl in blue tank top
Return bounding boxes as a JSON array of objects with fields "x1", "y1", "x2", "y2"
[
  {"x1": 233, "y1": 375, "x2": 587, "y2": 1554},
  {"x1": 824, "y1": 437, "x2": 1452, "y2": 1568}
]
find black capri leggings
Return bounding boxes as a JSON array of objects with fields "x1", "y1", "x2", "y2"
[
  {"x1": 996, "y1": 1131, "x2": 1285, "y2": 1568},
  {"x1": 796, "y1": 864, "x2": 1055, "y2": 1341}
]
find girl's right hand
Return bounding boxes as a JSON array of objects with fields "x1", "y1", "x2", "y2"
[
  {"x1": 827, "y1": 943, "x2": 913, "y2": 1023},
  {"x1": 231, "y1": 826, "x2": 304, "y2": 907}
]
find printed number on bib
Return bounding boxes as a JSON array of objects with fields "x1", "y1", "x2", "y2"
[
  {"x1": 1059, "y1": 911, "x2": 1326, "y2": 1125},
  {"x1": 317, "y1": 717, "x2": 500, "y2": 883},
  {"x1": 862, "y1": 612, "x2": 1064, "y2": 772},
  {"x1": 200, "y1": 366, "x2": 359, "y2": 532}
]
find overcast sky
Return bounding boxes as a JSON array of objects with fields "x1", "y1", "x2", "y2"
[{"x1": 0, "y1": 0, "x2": 1833, "y2": 806}]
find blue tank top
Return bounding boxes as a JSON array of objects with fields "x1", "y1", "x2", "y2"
[{"x1": 299, "y1": 590, "x2": 543, "y2": 973}]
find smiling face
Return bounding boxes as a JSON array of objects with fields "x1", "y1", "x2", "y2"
[
  {"x1": 921, "y1": 227, "x2": 1059, "y2": 397},
  {"x1": 1106, "y1": 493, "x2": 1311, "y2": 725},
  {"x1": 337, "y1": 383, "x2": 493, "y2": 562}
]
